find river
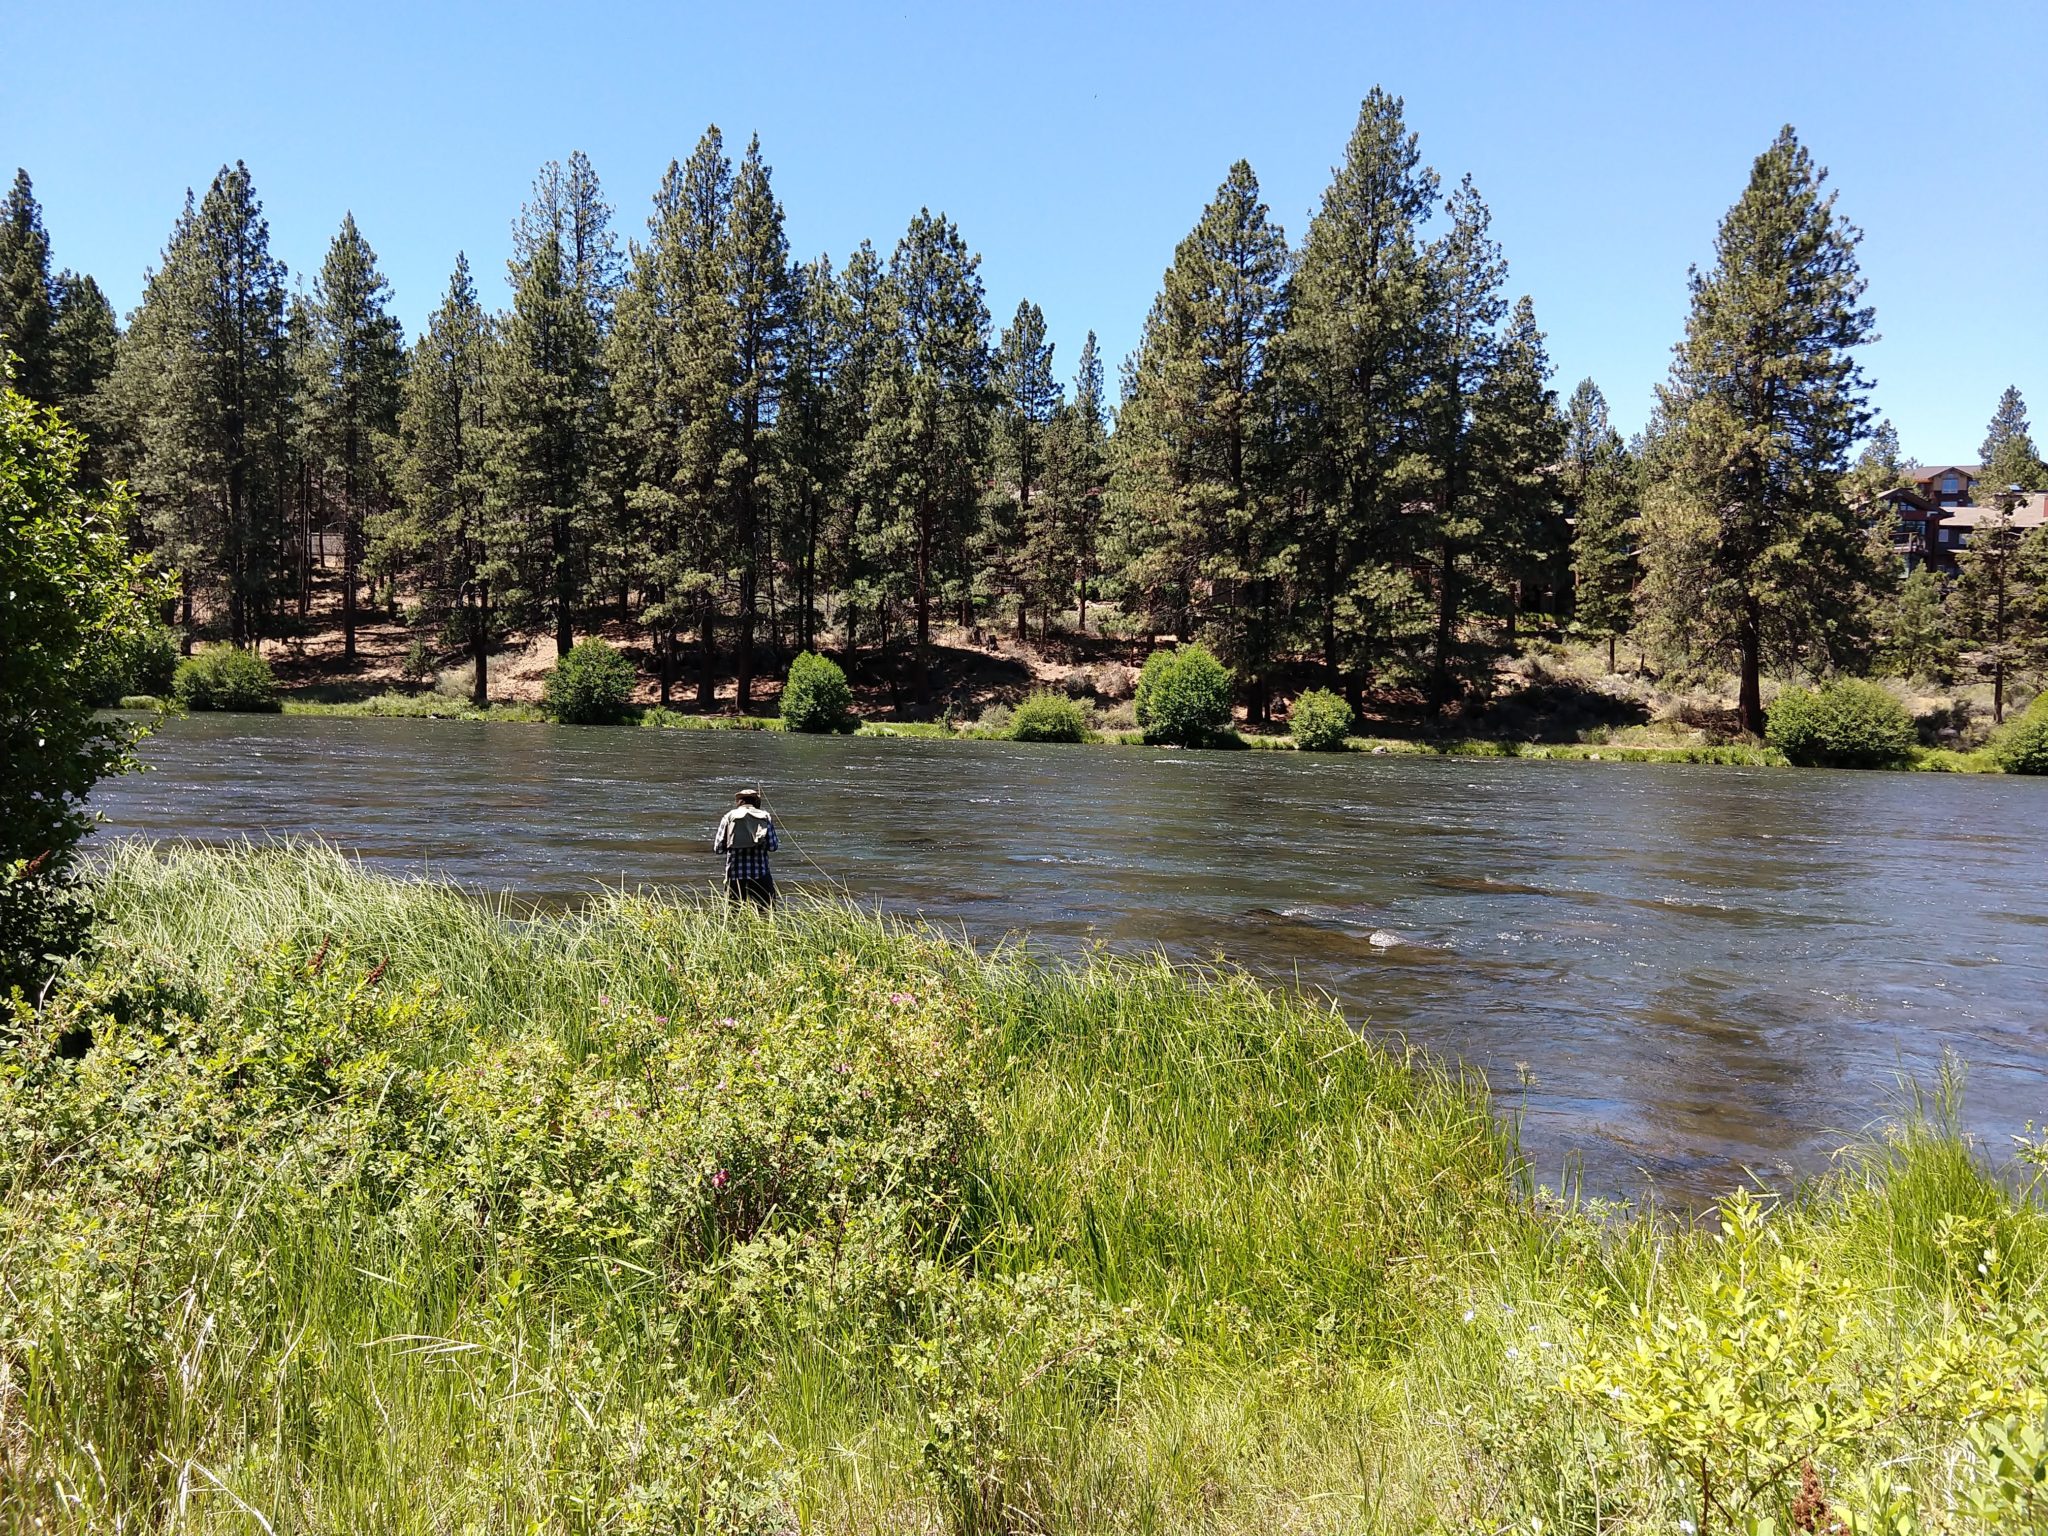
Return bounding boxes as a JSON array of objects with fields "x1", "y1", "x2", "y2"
[{"x1": 90, "y1": 713, "x2": 2048, "y2": 1197}]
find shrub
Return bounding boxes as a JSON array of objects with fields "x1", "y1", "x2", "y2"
[
  {"x1": 1133, "y1": 643, "x2": 1234, "y2": 747},
  {"x1": 1289, "y1": 688, "x2": 1354, "y2": 751},
  {"x1": 540, "y1": 638, "x2": 636, "y2": 725},
  {"x1": 779, "y1": 650, "x2": 857, "y2": 734},
  {"x1": 1008, "y1": 691, "x2": 1089, "y2": 743},
  {"x1": 86, "y1": 624, "x2": 181, "y2": 706},
  {"x1": 3, "y1": 373, "x2": 166, "y2": 998},
  {"x1": 1992, "y1": 698, "x2": 2048, "y2": 774},
  {"x1": 1765, "y1": 679, "x2": 1915, "y2": 768},
  {"x1": 171, "y1": 646, "x2": 280, "y2": 713},
  {"x1": 399, "y1": 637, "x2": 438, "y2": 687}
]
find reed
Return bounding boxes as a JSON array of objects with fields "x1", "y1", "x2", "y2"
[{"x1": 2, "y1": 842, "x2": 2041, "y2": 1533}]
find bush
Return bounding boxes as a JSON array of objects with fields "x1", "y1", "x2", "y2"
[
  {"x1": 1133, "y1": 643, "x2": 1234, "y2": 747},
  {"x1": 779, "y1": 650, "x2": 857, "y2": 734},
  {"x1": 1008, "y1": 691, "x2": 1089, "y2": 743},
  {"x1": 1992, "y1": 696, "x2": 2048, "y2": 774},
  {"x1": 1765, "y1": 679, "x2": 1915, "y2": 768},
  {"x1": 540, "y1": 638, "x2": 636, "y2": 725},
  {"x1": 1289, "y1": 688, "x2": 1354, "y2": 751},
  {"x1": 399, "y1": 637, "x2": 438, "y2": 687},
  {"x1": 86, "y1": 624, "x2": 181, "y2": 706},
  {"x1": 3, "y1": 373, "x2": 165, "y2": 995},
  {"x1": 171, "y1": 646, "x2": 280, "y2": 713}
]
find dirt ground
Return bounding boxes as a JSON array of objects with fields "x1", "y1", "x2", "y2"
[{"x1": 248, "y1": 582, "x2": 1151, "y2": 720}]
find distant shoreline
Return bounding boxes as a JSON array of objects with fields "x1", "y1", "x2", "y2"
[{"x1": 110, "y1": 693, "x2": 2027, "y2": 774}]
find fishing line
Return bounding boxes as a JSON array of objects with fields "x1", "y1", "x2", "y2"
[{"x1": 757, "y1": 791, "x2": 848, "y2": 894}]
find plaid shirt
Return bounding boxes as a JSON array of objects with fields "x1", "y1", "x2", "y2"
[{"x1": 714, "y1": 814, "x2": 778, "y2": 881}]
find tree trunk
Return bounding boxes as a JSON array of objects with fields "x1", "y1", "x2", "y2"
[
  {"x1": 343, "y1": 545, "x2": 358, "y2": 662},
  {"x1": 1737, "y1": 605, "x2": 1765, "y2": 737},
  {"x1": 915, "y1": 508, "x2": 933, "y2": 703},
  {"x1": 1430, "y1": 534, "x2": 1458, "y2": 709},
  {"x1": 553, "y1": 511, "x2": 574, "y2": 658},
  {"x1": 1606, "y1": 634, "x2": 1617, "y2": 675},
  {"x1": 470, "y1": 615, "x2": 490, "y2": 707},
  {"x1": 697, "y1": 602, "x2": 717, "y2": 711}
]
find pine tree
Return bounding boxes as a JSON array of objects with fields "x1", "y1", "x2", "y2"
[
  {"x1": 300, "y1": 213, "x2": 404, "y2": 660},
  {"x1": 1044, "y1": 330, "x2": 1107, "y2": 633},
  {"x1": 491, "y1": 155, "x2": 615, "y2": 658},
  {"x1": 872, "y1": 210, "x2": 990, "y2": 699},
  {"x1": 109, "y1": 164, "x2": 296, "y2": 645},
  {"x1": 1473, "y1": 295, "x2": 1566, "y2": 654},
  {"x1": 1880, "y1": 565, "x2": 1955, "y2": 683},
  {"x1": 1413, "y1": 177, "x2": 1506, "y2": 702},
  {"x1": 1978, "y1": 386, "x2": 2047, "y2": 493},
  {"x1": 48, "y1": 272, "x2": 117, "y2": 410},
  {"x1": 381, "y1": 255, "x2": 499, "y2": 703},
  {"x1": 1845, "y1": 418, "x2": 1912, "y2": 507},
  {"x1": 988, "y1": 299, "x2": 1060, "y2": 636},
  {"x1": 606, "y1": 131, "x2": 734, "y2": 706},
  {"x1": 1112, "y1": 160, "x2": 1291, "y2": 710},
  {"x1": 1949, "y1": 488, "x2": 2048, "y2": 724},
  {"x1": 838, "y1": 240, "x2": 903, "y2": 667},
  {"x1": 0, "y1": 170, "x2": 56, "y2": 404},
  {"x1": 1561, "y1": 379, "x2": 1638, "y2": 671},
  {"x1": 1284, "y1": 90, "x2": 1439, "y2": 697},
  {"x1": 723, "y1": 136, "x2": 793, "y2": 710},
  {"x1": 779, "y1": 255, "x2": 849, "y2": 654},
  {"x1": 1638, "y1": 127, "x2": 1879, "y2": 735}
]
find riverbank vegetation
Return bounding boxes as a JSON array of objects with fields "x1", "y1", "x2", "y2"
[
  {"x1": 4, "y1": 841, "x2": 2046, "y2": 1533},
  {"x1": 10, "y1": 97, "x2": 2048, "y2": 750}
]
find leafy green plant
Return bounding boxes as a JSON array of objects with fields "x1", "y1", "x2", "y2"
[
  {"x1": 1765, "y1": 679, "x2": 1915, "y2": 768},
  {"x1": 1008, "y1": 691, "x2": 1088, "y2": 743},
  {"x1": 399, "y1": 637, "x2": 438, "y2": 687},
  {"x1": 85, "y1": 624, "x2": 180, "y2": 706},
  {"x1": 172, "y1": 645, "x2": 282, "y2": 712},
  {"x1": 1991, "y1": 697, "x2": 2048, "y2": 775},
  {"x1": 540, "y1": 637, "x2": 636, "y2": 724},
  {"x1": 1289, "y1": 687, "x2": 1355, "y2": 751},
  {"x1": 1134, "y1": 642, "x2": 1233, "y2": 747},
  {"x1": 779, "y1": 650, "x2": 857, "y2": 733}
]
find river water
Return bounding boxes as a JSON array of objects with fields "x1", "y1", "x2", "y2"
[{"x1": 90, "y1": 714, "x2": 2048, "y2": 1196}]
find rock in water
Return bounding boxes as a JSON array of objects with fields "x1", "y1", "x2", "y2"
[{"x1": 1368, "y1": 929, "x2": 1400, "y2": 949}]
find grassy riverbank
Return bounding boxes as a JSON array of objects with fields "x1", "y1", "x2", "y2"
[
  {"x1": 206, "y1": 691, "x2": 2017, "y2": 771},
  {"x1": 4, "y1": 844, "x2": 2045, "y2": 1532}
]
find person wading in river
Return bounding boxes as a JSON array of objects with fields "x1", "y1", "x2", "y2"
[{"x1": 714, "y1": 787, "x2": 779, "y2": 906}]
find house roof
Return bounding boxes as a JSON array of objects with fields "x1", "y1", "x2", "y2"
[
  {"x1": 1934, "y1": 496, "x2": 2048, "y2": 529},
  {"x1": 1908, "y1": 464, "x2": 1982, "y2": 484}
]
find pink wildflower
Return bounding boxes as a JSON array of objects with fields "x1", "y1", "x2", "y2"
[
  {"x1": 719, "y1": 1016, "x2": 740, "y2": 1027},
  {"x1": 711, "y1": 1169, "x2": 730, "y2": 1189},
  {"x1": 888, "y1": 991, "x2": 916, "y2": 1007}
]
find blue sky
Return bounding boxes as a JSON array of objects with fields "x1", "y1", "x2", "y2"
[{"x1": 7, "y1": 1, "x2": 2043, "y2": 463}]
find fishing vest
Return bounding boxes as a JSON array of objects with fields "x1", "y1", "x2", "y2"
[{"x1": 725, "y1": 806, "x2": 773, "y2": 852}]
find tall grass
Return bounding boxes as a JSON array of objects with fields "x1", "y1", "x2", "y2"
[{"x1": 3, "y1": 843, "x2": 2043, "y2": 1533}]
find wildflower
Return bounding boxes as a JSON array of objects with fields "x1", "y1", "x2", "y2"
[
  {"x1": 653, "y1": 1014, "x2": 670, "y2": 1024},
  {"x1": 598, "y1": 993, "x2": 611, "y2": 1006},
  {"x1": 711, "y1": 1169, "x2": 729, "y2": 1189},
  {"x1": 1678, "y1": 1523, "x2": 1696, "y2": 1535},
  {"x1": 1505, "y1": 1346, "x2": 1521, "y2": 1361},
  {"x1": 1462, "y1": 1309, "x2": 1476, "y2": 1324},
  {"x1": 719, "y1": 1016, "x2": 739, "y2": 1027},
  {"x1": 888, "y1": 991, "x2": 916, "y2": 1006}
]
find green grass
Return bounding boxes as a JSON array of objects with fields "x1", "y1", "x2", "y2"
[
  {"x1": 7, "y1": 844, "x2": 2046, "y2": 1533},
  {"x1": 283, "y1": 690, "x2": 546, "y2": 722},
  {"x1": 273, "y1": 693, "x2": 2034, "y2": 778}
]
